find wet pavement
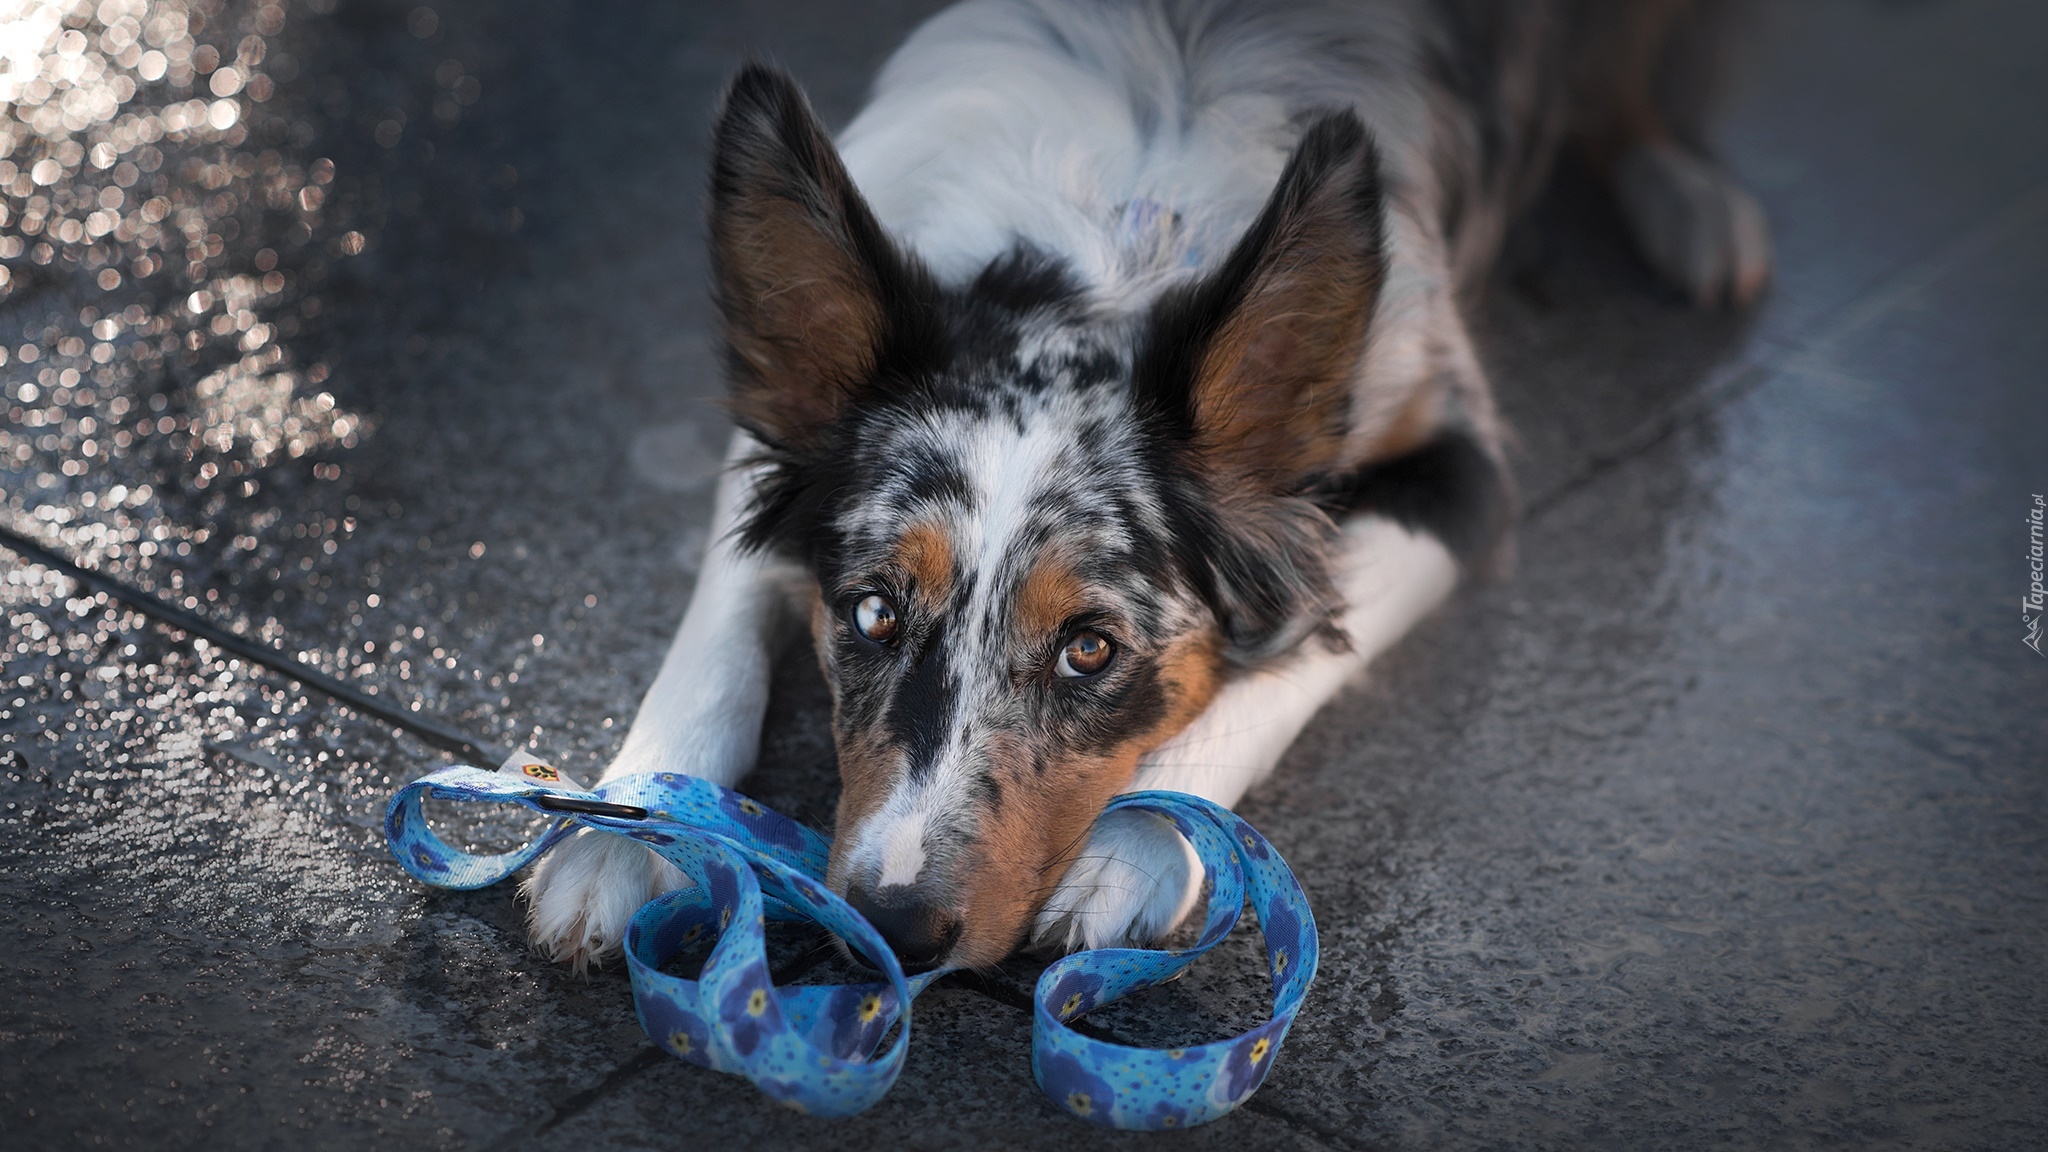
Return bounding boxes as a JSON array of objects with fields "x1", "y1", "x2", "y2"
[{"x1": 2, "y1": 0, "x2": 2043, "y2": 1148}]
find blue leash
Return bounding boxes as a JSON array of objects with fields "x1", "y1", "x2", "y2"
[{"x1": 385, "y1": 756, "x2": 1318, "y2": 1128}]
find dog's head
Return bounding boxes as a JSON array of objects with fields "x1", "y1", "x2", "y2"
[{"x1": 709, "y1": 66, "x2": 1387, "y2": 968}]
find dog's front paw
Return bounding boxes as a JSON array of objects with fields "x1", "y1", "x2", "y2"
[
  {"x1": 1614, "y1": 140, "x2": 1772, "y2": 309},
  {"x1": 521, "y1": 828, "x2": 686, "y2": 972},
  {"x1": 1032, "y1": 808, "x2": 1203, "y2": 954}
]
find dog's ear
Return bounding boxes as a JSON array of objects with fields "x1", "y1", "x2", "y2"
[
  {"x1": 1138, "y1": 112, "x2": 1387, "y2": 662},
  {"x1": 1139, "y1": 110, "x2": 1386, "y2": 492},
  {"x1": 709, "y1": 64, "x2": 932, "y2": 447}
]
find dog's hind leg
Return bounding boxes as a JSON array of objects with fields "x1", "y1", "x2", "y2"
[
  {"x1": 522, "y1": 430, "x2": 804, "y2": 970},
  {"x1": 1577, "y1": 0, "x2": 1772, "y2": 309},
  {"x1": 1032, "y1": 515, "x2": 1459, "y2": 953}
]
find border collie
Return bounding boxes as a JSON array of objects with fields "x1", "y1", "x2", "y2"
[{"x1": 524, "y1": 0, "x2": 1768, "y2": 972}]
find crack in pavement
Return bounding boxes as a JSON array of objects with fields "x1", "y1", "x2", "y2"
[
  {"x1": 0, "y1": 520, "x2": 508, "y2": 764},
  {"x1": 485, "y1": 1047, "x2": 669, "y2": 1151}
]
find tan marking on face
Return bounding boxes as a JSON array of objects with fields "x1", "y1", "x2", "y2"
[
  {"x1": 947, "y1": 629, "x2": 1226, "y2": 967},
  {"x1": 954, "y1": 743, "x2": 1123, "y2": 966},
  {"x1": 1015, "y1": 553, "x2": 1086, "y2": 641},
  {"x1": 826, "y1": 722, "x2": 901, "y2": 891},
  {"x1": 1149, "y1": 630, "x2": 1226, "y2": 732},
  {"x1": 895, "y1": 520, "x2": 954, "y2": 605},
  {"x1": 812, "y1": 592, "x2": 899, "y2": 890}
]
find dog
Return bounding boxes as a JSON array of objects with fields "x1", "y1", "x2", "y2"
[{"x1": 523, "y1": 0, "x2": 1768, "y2": 972}]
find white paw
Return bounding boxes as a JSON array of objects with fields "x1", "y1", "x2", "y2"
[
  {"x1": 1614, "y1": 140, "x2": 1773, "y2": 309},
  {"x1": 1032, "y1": 808, "x2": 1203, "y2": 954},
  {"x1": 520, "y1": 827, "x2": 687, "y2": 972}
]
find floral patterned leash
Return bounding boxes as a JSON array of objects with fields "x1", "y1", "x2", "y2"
[{"x1": 384, "y1": 753, "x2": 1318, "y2": 1128}]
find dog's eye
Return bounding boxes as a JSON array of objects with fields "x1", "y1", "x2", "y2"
[
  {"x1": 1056, "y1": 630, "x2": 1114, "y2": 678},
  {"x1": 852, "y1": 594, "x2": 899, "y2": 644}
]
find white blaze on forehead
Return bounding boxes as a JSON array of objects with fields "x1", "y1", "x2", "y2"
[
  {"x1": 947, "y1": 390, "x2": 1140, "y2": 635},
  {"x1": 959, "y1": 415, "x2": 1065, "y2": 579}
]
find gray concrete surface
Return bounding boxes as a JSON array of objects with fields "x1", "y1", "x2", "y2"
[{"x1": 3, "y1": 1, "x2": 2043, "y2": 1148}]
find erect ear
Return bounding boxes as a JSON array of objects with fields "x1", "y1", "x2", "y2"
[
  {"x1": 1139, "y1": 110, "x2": 1387, "y2": 491},
  {"x1": 1137, "y1": 112, "x2": 1388, "y2": 662},
  {"x1": 708, "y1": 64, "x2": 932, "y2": 447}
]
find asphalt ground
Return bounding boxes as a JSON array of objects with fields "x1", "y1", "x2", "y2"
[{"x1": 2, "y1": 1, "x2": 2044, "y2": 1148}]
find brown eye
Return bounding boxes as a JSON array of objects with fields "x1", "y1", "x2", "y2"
[
  {"x1": 853, "y1": 594, "x2": 899, "y2": 644},
  {"x1": 1056, "y1": 630, "x2": 1114, "y2": 678}
]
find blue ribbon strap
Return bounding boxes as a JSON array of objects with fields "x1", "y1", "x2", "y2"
[
  {"x1": 1031, "y1": 793, "x2": 1318, "y2": 1127},
  {"x1": 385, "y1": 766, "x2": 1316, "y2": 1128}
]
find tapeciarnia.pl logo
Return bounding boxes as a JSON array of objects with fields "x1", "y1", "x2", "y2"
[{"x1": 2027, "y1": 494, "x2": 2045, "y2": 656}]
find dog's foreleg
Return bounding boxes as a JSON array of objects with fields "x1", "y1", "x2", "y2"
[
  {"x1": 523, "y1": 431, "x2": 801, "y2": 968},
  {"x1": 1033, "y1": 515, "x2": 1459, "y2": 952},
  {"x1": 601, "y1": 433, "x2": 802, "y2": 790}
]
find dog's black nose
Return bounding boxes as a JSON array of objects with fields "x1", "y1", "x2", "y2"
[{"x1": 846, "y1": 884, "x2": 961, "y2": 971}]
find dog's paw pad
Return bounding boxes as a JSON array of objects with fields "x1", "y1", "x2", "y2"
[
  {"x1": 520, "y1": 828, "x2": 684, "y2": 972},
  {"x1": 1615, "y1": 140, "x2": 1773, "y2": 309},
  {"x1": 1032, "y1": 808, "x2": 1202, "y2": 954}
]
